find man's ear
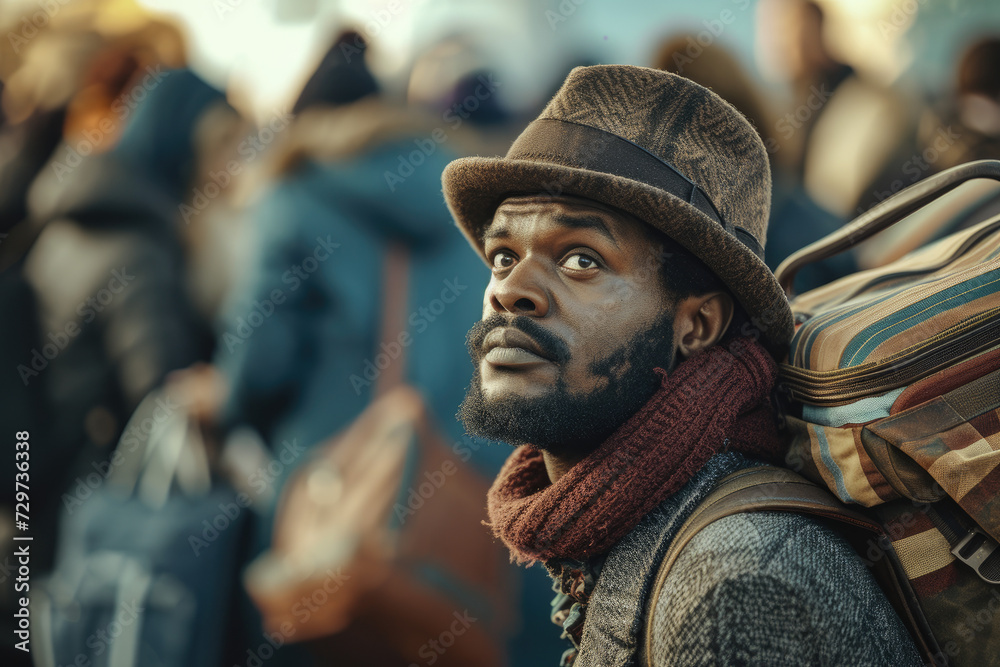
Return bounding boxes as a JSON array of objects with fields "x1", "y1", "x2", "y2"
[{"x1": 674, "y1": 292, "x2": 734, "y2": 359}]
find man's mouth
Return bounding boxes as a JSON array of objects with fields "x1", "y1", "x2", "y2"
[
  {"x1": 484, "y1": 346, "x2": 549, "y2": 365},
  {"x1": 482, "y1": 328, "x2": 554, "y2": 367}
]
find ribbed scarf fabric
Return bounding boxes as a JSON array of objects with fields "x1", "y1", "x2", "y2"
[{"x1": 486, "y1": 337, "x2": 784, "y2": 565}]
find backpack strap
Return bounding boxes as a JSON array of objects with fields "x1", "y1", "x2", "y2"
[{"x1": 642, "y1": 465, "x2": 940, "y2": 666}]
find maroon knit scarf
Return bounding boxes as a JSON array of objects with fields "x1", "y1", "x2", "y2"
[{"x1": 486, "y1": 337, "x2": 784, "y2": 565}]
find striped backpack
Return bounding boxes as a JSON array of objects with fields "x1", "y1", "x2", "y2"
[{"x1": 771, "y1": 160, "x2": 1000, "y2": 666}]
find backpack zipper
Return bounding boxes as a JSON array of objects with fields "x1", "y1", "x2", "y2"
[{"x1": 779, "y1": 307, "x2": 1000, "y2": 405}]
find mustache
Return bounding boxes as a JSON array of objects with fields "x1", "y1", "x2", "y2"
[{"x1": 466, "y1": 314, "x2": 572, "y2": 364}]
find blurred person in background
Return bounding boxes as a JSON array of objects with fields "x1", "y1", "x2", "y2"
[
  {"x1": 0, "y1": 6, "x2": 203, "y2": 662},
  {"x1": 654, "y1": 34, "x2": 854, "y2": 292},
  {"x1": 175, "y1": 29, "x2": 566, "y2": 665},
  {"x1": 0, "y1": 3, "x2": 187, "y2": 462},
  {"x1": 914, "y1": 35, "x2": 1000, "y2": 227},
  {"x1": 758, "y1": 0, "x2": 853, "y2": 175},
  {"x1": 859, "y1": 35, "x2": 1000, "y2": 206},
  {"x1": 291, "y1": 30, "x2": 381, "y2": 115},
  {"x1": 18, "y1": 59, "x2": 228, "y2": 553},
  {"x1": 406, "y1": 34, "x2": 519, "y2": 156},
  {"x1": 206, "y1": 30, "x2": 385, "y2": 452},
  {"x1": 923, "y1": 36, "x2": 1000, "y2": 171},
  {"x1": 0, "y1": 0, "x2": 185, "y2": 233},
  {"x1": 760, "y1": 0, "x2": 922, "y2": 223},
  {"x1": 848, "y1": 34, "x2": 1000, "y2": 266},
  {"x1": 16, "y1": 36, "x2": 234, "y2": 614}
]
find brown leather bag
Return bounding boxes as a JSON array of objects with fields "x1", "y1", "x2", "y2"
[{"x1": 244, "y1": 247, "x2": 513, "y2": 666}]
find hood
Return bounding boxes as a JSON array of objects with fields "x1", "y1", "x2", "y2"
[
  {"x1": 292, "y1": 31, "x2": 379, "y2": 114},
  {"x1": 27, "y1": 68, "x2": 227, "y2": 234},
  {"x1": 110, "y1": 68, "x2": 228, "y2": 203},
  {"x1": 270, "y1": 99, "x2": 481, "y2": 245}
]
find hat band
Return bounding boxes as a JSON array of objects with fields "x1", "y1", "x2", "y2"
[{"x1": 507, "y1": 117, "x2": 764, "y2": 259}]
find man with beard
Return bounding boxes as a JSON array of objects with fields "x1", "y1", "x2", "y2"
[{"x1": 442, "y1": 65, "x2": 921, "y2": 666}]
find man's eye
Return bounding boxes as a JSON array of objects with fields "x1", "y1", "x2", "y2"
[
  {"x1": 492, "y1": 252, "x2": 516, "y2": 269},
  {"x1": 562, "y1": 253, "x2": 598, "y2": 271}
]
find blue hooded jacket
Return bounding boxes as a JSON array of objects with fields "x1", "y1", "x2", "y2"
[{"x1": 215, "y1": 103, "x2": 567, "y2": 666}]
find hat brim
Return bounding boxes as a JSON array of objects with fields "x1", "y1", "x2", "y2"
[{"x1": 442, "y1": 156, "x2": 794, "y2": 352}]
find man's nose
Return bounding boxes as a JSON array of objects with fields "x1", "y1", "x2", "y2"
[{"x1": 486, "y1": 258, "x2": 551, "y2": 317}]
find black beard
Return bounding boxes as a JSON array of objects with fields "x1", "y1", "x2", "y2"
[{"x1": 457, "y1": 311, "x2": 677, "y2": 459}]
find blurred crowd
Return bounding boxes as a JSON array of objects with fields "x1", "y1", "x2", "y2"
[{"x1": 2, "y1": 0, "x2": 1000, "y2": 665}]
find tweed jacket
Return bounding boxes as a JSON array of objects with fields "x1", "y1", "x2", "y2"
[{"x1": 547, "y1": 452, "x2": 923, "y2": 666}]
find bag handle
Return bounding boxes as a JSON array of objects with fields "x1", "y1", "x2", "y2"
[
  {"x1": 642, "y1": 466, "x2": 940, "y2": 666},
  {"x1": 775, "y1": 160, "x2": 1000, "y2": 297},
  {"x1": 374, "y1": 244, "x2": 410, "y2": 397},
  {"x1": 109, "y1": 390, "x2": 212, "y2": 507}
]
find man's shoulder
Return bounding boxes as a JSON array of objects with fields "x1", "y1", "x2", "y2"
[
  {"x1": 645, "y1": 511, "x2": 921, "y2": 666},
  {"x1": 654, "y1": 510, "x2": 865, "y2": 607}
]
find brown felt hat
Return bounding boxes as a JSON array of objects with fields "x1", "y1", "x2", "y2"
[{"x1": 442, "y1": 64, "x2": 794, "y2": 351}]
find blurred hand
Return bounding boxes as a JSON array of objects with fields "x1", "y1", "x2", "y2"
[{"x1": 165, "y1": 362, "x2": 228, "y2": 426}]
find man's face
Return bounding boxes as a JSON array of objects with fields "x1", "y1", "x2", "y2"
[{"x1": 458, "y1": 194, "x2": 680, "y2": 457}]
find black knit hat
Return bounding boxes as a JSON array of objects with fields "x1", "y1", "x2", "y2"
[
  {"x1": 442, "y1": 64, "x2": 794, "y2": 350},
  {"x1": 292, "y1": 31, "x2": 379, "y2": 115}
]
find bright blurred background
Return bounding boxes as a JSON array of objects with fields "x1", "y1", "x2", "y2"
[
  {"x1": 4, "y1": 1, "x2": 1000, "y2": 666},
  {"x1": 5, "y1": 0, "x2": 998, "y2": 116}
]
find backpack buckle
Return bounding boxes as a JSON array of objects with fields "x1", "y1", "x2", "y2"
[{"x1": 951, "y1": 528, "x2": 1000, "y2": 584}]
